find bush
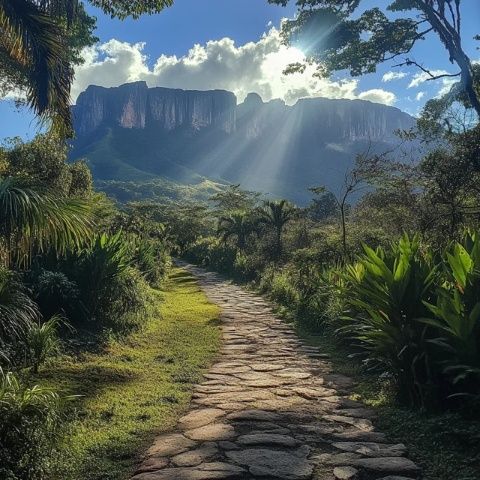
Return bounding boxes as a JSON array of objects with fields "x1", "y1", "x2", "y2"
[
  {"x1": 423, "y1": 231, "x2": 480, "y2": 403},
  {"x1": 0, "y1": 267, "x2": 38, "y2": 365},
  {"x1": 58, "y1": 232, "x2": 148, "y2": 333},
  {"x1": 133, "y1": 238, "x2": 170, "y2": 287},
  {"x1": 339, "y1": 234, "x2": 441, "y2": 407},
  {"x1": 31, "y1": 270, "x2": 82, "y2": 320},
  {"x1": 0, "y1": 369, "x2": 65, "y2": 480},
  {"x1": 26, "y1": 316, "x2": 62, "y2": 374}
]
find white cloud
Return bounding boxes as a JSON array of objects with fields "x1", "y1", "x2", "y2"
[
  {"x1": 382, "y1": 71, "x2": 407, "y2": 82},
  {"x1": 415, "y1": 91, "x2": 425, "y2": 101},
  {"x1": 72, "y1": 28, "x2": 396, "y2": 106},
  {"x1": 358, "y1": 89, "x2": 396, "y2": 105},
  {"x1": 408, "y1": 69, "x2": 449, "y2": 88}
]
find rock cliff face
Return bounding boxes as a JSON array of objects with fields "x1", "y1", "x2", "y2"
[
  {"x1": 71, "y1": 82, "x2": 417, "y2": 204},
  {"x1": 73, "y1": 81, "x2": 237, "y2": 135}
]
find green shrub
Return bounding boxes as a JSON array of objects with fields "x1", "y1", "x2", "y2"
[
  {"x1": 0, "y1": 369, "x2": 65, "y2": 480},
  {"x1": 133, "y1": 238, "x2": 171, "y2": 287},
  {"x1": 423, "y1": 231, "x2": 480, "y2": 402},
  {"x1": 26, "y1": 316, "x2": 62, "y2": 374},
  {"x1": 31, "y1": 270, "x2": 82, "y2": 320},
  {"x1": 0, "y1": 267, "x2": 38, "y2": 365},
  {"x1": 58, "y1": 232, "x2": 148, "y2": 333},
  {"x1": 340, "y1": 234, "x2": 441, "y2": 407}
]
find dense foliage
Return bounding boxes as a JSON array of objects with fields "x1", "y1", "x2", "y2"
[{"x1": 0, "y1": 134, "x2": 172, "y2": 479}]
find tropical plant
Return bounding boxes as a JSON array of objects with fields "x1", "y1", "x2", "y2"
[
  {"x1": 0, "y1": 177, "x2": 92, "y2": 268},
  {"x1": 68, "y1": 232, "x2": 146, "y2": 331},
  {"x1": 257, "y1": 200, "x2": 296, "y2": 260},
  {"x1": 0, "y1": 266, "x2": 38, "y2": 362},
  {"x1": 26, "y1": 316, "x2": 62, "y2": 374},
  {"x1": 133, "y1": 237, "x2": 170, "y2": 286},
  {"x1": 218, "y1": 210, "x2": 256, "y2": 251},
  {"x1": 340, "y1": 234, "x2": 440, "y2": 407},
  {"x1": 31, "y1": 269, "x2": 81, "y2": 320},
  {"x1": 0, "y1": 368, "x2": 65, "y2": 480},
  {"x1": 0, "y1": 1, "x2": 173, "y2": 130},
  {"x1": 423, "y1": 231, "x2": 480, "y2": 399}
]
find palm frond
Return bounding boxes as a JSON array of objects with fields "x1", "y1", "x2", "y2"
[{"x1": 0, "y1": 0, "x2": 73, "y2": 130}]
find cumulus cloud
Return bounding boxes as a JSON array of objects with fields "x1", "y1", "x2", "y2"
[
  {"x1": 358, "y1": 89, "x2": 396, "y2": 105},
  {"x1": 382, "y1": 71, "x2": 407, "y2": 82},
  {"x1": 408, "y1": 69, "x2": 449, "y2": 88},
  {"x1": 71, "y1": 28, "x2": 396, "y2": 106},
  {"x1": 415, "y1": 91, "x2": 425, "y2": 101}
]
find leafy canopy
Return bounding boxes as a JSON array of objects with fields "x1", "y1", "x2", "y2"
[{"x1": 269, "y1": 0, "x2": 480, "y2": 115}]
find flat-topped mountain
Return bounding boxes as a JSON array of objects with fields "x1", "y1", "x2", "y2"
[
  {"x1": 71, "y1": 82, "x2": 415, "y2": 204},
  {"x1": 73, "y1": 81, "x2": 236, "y2": 135}
]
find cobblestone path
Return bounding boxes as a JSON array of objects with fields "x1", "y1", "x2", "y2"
[{"x1": 132, "y1": 264, "x2": 420, "y2": 480}]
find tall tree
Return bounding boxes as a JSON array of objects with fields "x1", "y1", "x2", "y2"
[
  {"x1": 269, "y1": 0, "x2": 480, "y2": 116},
  {"x1": 218, "y1": 211, "x2": 255, "y2": 251},
  {"x1": 258, "y1": 200, "x2": 296, "y2": 259}
]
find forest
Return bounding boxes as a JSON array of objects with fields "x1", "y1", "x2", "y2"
[{"x1": 1, "y1": 1, "x2": 480, "y2": 480}]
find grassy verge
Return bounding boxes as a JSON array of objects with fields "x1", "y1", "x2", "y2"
[
  {"x1": 296, "y1": 322, "x2": 480, "y2": 480},
  {"x1": 39, "y1": 267, "x2": 221, "y2": 480}
]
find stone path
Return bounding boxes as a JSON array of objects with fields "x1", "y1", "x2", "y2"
[{"x1": 132, "y1": 264, "x2": 421, "y2": 480}]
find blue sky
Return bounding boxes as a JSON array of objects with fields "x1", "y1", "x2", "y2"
[{"x1": 1, "y1": 0, "x2": 479, "y2": 142}]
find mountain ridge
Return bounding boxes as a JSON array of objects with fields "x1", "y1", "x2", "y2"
[{"x1": 71, "y1": 82, "x2": 415, "y2": 204}]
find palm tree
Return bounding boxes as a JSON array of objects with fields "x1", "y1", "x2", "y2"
[
  {"x1": 0, "y1": 0, "x2": 174, "y2": 131},
  {"x1": 0, "y1": 266, "x2": 39, "y2": 359},
  {"x1": 0, "y1": 176, "x2": 93, "y2": 268},
  {"x1": 258, "y1": 200, "x2": 296, "y2": 260},
  {"x1": 217, "y1": 211, "x2": 255, "y2": 251},
  {"x1": 0, "y1": 0, "x2": 74, "y2": 131}
]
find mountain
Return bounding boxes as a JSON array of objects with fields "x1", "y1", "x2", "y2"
[{"x1": 71, "y1": 81, "x2": 415, "y2": 205}]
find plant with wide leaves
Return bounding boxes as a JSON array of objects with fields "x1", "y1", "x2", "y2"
[
  {"x1": 423, "y1": 231, "x2": 480, "y2": 401},
  {"x1": 340, "y1": 234, "x2": 440, "y2": 407}
]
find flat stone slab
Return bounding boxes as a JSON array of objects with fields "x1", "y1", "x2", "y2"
[
  {"x1": 351, "y1": 457, "x2": 420, "y2": 475},
  {"x1": 332, "y1": 442, "x2": 407, "y2": 457},
  {"x1": 226, "y1": 448, "x2": 313, "y2": 480},
  {"x1": 171, "y1": 444, "x2": 218, "y2": 467},
  {"x1": 145, "y1": 434, "x2": 196, "y2": 458},
  {"x1": 178, "y1": 409, "x2": 226, "y2": 430},
  {"x1": 132, "y1": 462, "x2": 246, "y2": 480},
  {"x1": 236, "y1": 433, "x2": 299, "y2": 448},
  {"x1": 334, "y1": 466, "x2": 359, "y2": 479},
  {"x1": 184, "y1": 423, "x2": 236, "y2": 441}
]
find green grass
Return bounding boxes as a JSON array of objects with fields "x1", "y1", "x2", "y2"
[
  {"x1": 297, "y1": 325, "x2": 480, "y2": 480},
  {"x1": 38, "y1": 267, "x2": 221, "y2": 480}
]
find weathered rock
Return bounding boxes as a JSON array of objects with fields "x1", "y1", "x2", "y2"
[
  {"x1": 145, "y1": 434, "x2": 196, "y2": 458},
  {"x1": 226, "y1": 448, "x2": 313, "y2": 480},
  {"x1": 131, "y1": 462, "x2": 245, "y2": 480},
  {"x1": 332, "y1": 442, "x2": 407, "y2": 457},
  {"x1": 236, "y1": 433, "x2": 298, "y2": 448},
  {"x1": 178, "y1": 408, "x2": 226, "y2": 430},
  {"x1": 351, "y1": 457, "x2": 420, "y2": 475},
  {"x1": 184, "y1": 423, "x2": 236, "y2": 441},
  {"x1": 171, "y1": 444, "x2": 218, "y2": 467},
  {"x1": 226, "y1": 409, "x2": 281, "y2": 422},
  {"x1": 334, "y1": 466, "x2": 359, "y2": 479}
]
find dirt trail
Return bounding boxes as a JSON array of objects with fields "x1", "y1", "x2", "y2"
[{"x1": 132, "y1": 263, "x2": 420, "y2": 480}]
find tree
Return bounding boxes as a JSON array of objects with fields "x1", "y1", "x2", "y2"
[
  {"x1": 307, "y1": 186, "x2": 339, "y2": 221},
  {"x1": 210, "y1": 184, "x2": 261, "y2": 215},
  {"x1": 0, "y1": 177, "x2": 92, "y2": 268},
  {"x1": 217, "y1": 211, "x2": 255, "y2": 251},
  {"x1": 0, "y1": 0, "x2": 173, "y2": 131},
  {"x1": 270, "y1": 0, "x2": 480, "y2": 116},
  {"x1": 258, "y1": 199, "x2": 296, "y2": 260},
  {"x1": 0, "y1": 134, "x2": 93, "y2": 197}
]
